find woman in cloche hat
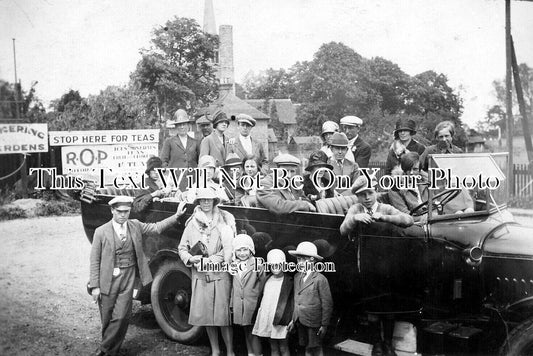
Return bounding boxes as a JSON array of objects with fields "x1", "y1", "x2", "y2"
[
  {"x1": 303, "y1": 150, "x2": 335, "y2": 203},
  {"x1": 384, "y1": 118, "x2": 426, "y2": 175},
  {"x1": 178, "y1": 187, "x2": 236, "y2": 356}
]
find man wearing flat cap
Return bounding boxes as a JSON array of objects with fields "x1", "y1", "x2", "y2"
[
  {"x1": 194, "y1": 114, "x2": 213, "y2": 141},
  {"x1": 340, "y1": 115, "x2": 372, "y2": 168},
  {"x1": 231, "y1": 113, "x2": 267, "y2": 169},
  {"x1": 89, "y1": 197, "x2": 186, "y2": 356},
  {"x1": 339, "y1": 176, "x2": 413, "y2": 236},
  {"x1": 256, "y1": 153, "x2": 316, "y2": 214}
]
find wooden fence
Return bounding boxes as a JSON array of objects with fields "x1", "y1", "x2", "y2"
[{"x1": 513, "y1": 163, "x2": 533, "y2": 197}]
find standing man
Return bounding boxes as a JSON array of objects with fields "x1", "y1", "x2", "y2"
[
  {"x1": 89, "y1": 197, "x2": 186, "y2": 356},
  {"x1": 160, "y1": 109, "x2": 200, "y2": 191},
  {"x1": 327, "y1": 132, "x2": 360, "y2": 195},
  {"x1": 340, "y1": 115, "x2": 372, "y2": 168},
  {"x1": 256, "y1": 153, "x2": 316, "y2": 214},
  {"x1": 231, "y1": 113, "x2": 267, "y2": 168},
  {"x1": 193, "y1": 114, "x2": 213, "y2": 141}
]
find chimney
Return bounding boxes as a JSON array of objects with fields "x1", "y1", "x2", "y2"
[
  {"x1": 218, "y1": 25, "x2": 235, "y2": 93},
  {"x1": 203, "y1": 0, "x2": 217, "y2": 35}
]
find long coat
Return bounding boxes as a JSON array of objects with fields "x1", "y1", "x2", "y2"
[
  {"x1": 292, "y1": 272, "x2": 333, "y2": 328},
  {"x1": 160, "y1": 135, "x2": 199, "y2": 169},
  {"x1": 254, "y1": 274, "x2": 294, "y2": 326},
  {"x1": 200, "y1": 131, "x2": 230, "y2": 167},
  {"x1": 231, "y1": 136, "x2": 267, "y2": 166},
  {"x1": 346, "y1": 136, "x2": 372, "y2": 168},
  {"x1": 89, "y1": 216, "x2": 178, "y2": 295},
  {"x1": 256, "y1": 173, "x2": 313, "y2": 215},
  {"x1": 178, "y1": 206, "x2": 236, "y2": 326},
  {"x1": 231, "y1": 257, "x2": 266, "y2": 325}
]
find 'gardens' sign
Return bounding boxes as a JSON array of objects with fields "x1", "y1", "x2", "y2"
[{"x1": 0, "y1": 123, "x2": 49, "y2": 154}]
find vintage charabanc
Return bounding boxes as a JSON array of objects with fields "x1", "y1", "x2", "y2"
[{"x1": 80, "y1": 153, "x2": 533, "y2": 355}]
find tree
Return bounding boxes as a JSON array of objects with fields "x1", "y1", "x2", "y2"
[
  {"x1": 242, "y1": 68, "x2": 296, "y2": 99},
  {"x1": 366, "y1": 57, "x2": 411, "y2": 114},
  {"x1": 0, "y1": 80, "x2": 47, "y2": 123},
  {"x1": 130, "y1": 17, "x2": 218, "y2": 122}
]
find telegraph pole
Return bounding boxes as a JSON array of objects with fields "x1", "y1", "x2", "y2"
[
  {"x1": 13, "y1": 38, "x2": 21, "y2": 120},
  {"x1": 505, "y1": 0, "x2": 514, "y2": 197}
]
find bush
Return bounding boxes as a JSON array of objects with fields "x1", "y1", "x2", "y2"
[
  {"x1": 35, "y1": 199, "x2": 80, "y2": 216},
  {"x1": 0, "y1": 205, "x2": 27, "y2": 220}
]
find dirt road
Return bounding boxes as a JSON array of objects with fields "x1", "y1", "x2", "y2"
[{"x1": 0, "y1": 216, "x2": 208, "y2": 356}]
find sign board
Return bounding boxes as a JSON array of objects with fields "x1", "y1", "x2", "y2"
[
  {"x1": 49, "y1": 129, "x2": 158, "y2": 146},
  {"x1": 61, "y1": 143, "x2": 159, "y2": 180},
  {"x1": 0, "y1": 123, "x2": 49, "y2": 154}
]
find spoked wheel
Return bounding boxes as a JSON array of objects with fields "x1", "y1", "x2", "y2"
[{"x1": 151, "y1": 260, "x2": 203, "y2": 343}]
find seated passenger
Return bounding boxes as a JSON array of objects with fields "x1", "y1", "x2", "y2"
[
  {"x1": 340, "y1": 176, "x2": 413, "y2": 236},
  {"x1": 132, "y1": 156, "x2": 173, "y2": 213},
  {"x1": 184, "y1": 155, "x2": 230, "y2": 204},
  {"x1": 256, "y1": 153, "x2": 316, "y2": 214},
  {"x1": 241, "y1": 154, "x2": 264, "y2": 196},
  {"x1": 219, "y1": 153, "x2": 245, "y2": 205},
  {"x1": 420, "y1": 120, "x2": 463, "y2": 171},
  {"x1": 303, "y1": 150, "x2": 335, "y2": 203},
  {"x1": 388, "y1": 152, "x2": 428, "y2": 223}
]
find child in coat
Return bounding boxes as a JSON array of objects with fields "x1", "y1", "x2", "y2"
[
  {"x1": 288, "y1": 242, "x2": 333, "y2": 356},
  {"x1": 231, "y1": 234, "x2": 265, "y2": 356},
  {"x1": 252, "y1": 249, "x2": 294, "y2": 356}
]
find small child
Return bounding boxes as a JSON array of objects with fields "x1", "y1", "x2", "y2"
[
  {"x1": 252, "y1": 249, "x2": 294, "y2": 356},
  {"x1": 288, "y1": 242, "x2": 333, "y2": 356},
  {"x1": 231, "y1": 234, "x2": 265, "y2": 356}
]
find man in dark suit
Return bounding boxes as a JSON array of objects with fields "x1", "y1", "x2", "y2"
[
  {"x1": 89, "y1": 196, "x2": 186, "y2": 356},
  {"x1": 160, "y1": 109, "x2": 200, "y2": 190},
  {"x1": 256, "y1": 153, "x2": 316, "y2": 214},
  {"x1": 231, "y1": 113, "x2": 267, "y2": 168},
  {"x1": 340, "y1": 115, "x2": 372, "y2": 168},
  {"x1": 327, "y1": 132, "x2": 360, "y2": 195}
]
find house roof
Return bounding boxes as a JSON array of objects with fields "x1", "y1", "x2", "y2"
[
  {"x1": 201, "y1": 91, "x2": 270, "y2": 120},
  {"x1": 244, "y1": 98, "x2": 298, "y2": 125},
  {"x1": 468, "y1": 136, "x2": 486, "y2": 144}
]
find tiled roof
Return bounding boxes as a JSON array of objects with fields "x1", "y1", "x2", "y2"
[
  {"x1": 203, "y1": 91, "x2": 270, "y2": 120},
  {"x1": 244, "y1": 99, "x2": 298, "y2": 125}
]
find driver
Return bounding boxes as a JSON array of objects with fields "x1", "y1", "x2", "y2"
[{"x1": 340, "y1": 176, "x2": 413, "y2": 236}]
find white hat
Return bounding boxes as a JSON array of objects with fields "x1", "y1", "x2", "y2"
[
  {"x1": 233, "y1": 234, "x2": 255, "y2": 255},
  {"x1": 198, "y1": 155, "x2": 217, "y2": 169},
  {"x1": 340, "y1": 115, "x2": 363, "y2": 126},
  {"x1": 273, "y1": 153, "x2": 300, "y2": 167},
  {"x1": 237, "y1": 113, "x2": 256, "y2": 127},
  {"x1": 108, "y1": 196, "x2": 134, "y2": 208},
  {"x1": 267, "y1": 249, "x2": 286, "y2": 264},
  {"x1": 165, "y1": 119, "x2": 177, "y2": 128},
  {"x1": 321, "y1": 121, "x2": 339, "y2": 135},
  {"x1": 288, "y1": 241, "x2": 323, "y2": 260},
  {"x1": 193, "y1": 188, "x2": 220, "y2": 206}
]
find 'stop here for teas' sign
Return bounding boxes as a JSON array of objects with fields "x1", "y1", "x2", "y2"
[{"x1": 49, "y1": 129, "x2": 158, "y2": 146}]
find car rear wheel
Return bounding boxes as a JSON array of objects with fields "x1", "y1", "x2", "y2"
[
  {"x1": 151, "y1": 260, "x2": 204, "y2": 344},
  {"x1": 500, "y1": 318, "x2": 533, "y2": 356}
]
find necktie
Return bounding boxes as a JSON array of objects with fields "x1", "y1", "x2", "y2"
[
  {"x1": 338, "y1": 160, "x2": 343, "y2": 171},
  {"x1": 119, "y1": 224, "x2": 126, "y2": 242},
  {"x1": 367, "y1": 208, "x2": 373, "y2": 216}
]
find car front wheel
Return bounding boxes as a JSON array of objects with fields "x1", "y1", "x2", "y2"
[
  {"x1": 500, "y1": 318, "x2": 533, "y2": 356},
  {"x1": 151, "y1": 260, "x2": 204, "y2": 344}
]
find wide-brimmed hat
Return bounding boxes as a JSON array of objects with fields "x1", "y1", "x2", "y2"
[
  {"x1": 273, "y1": 153, "x2": 300, "y2": 167},
  {"x1": 340, "y1": 115, "x2": 363, "y2": 126},
  {"x1": 288, "y1": 241, "x2": 323, "y2": 260},
  {"x1": 108, "y1": 196, "x2": 134, "y2": 208},
  {"x1": 193, "y1": 187, "x2": 220, "y2": 205},
  {"x1": 329, "y1": 132, "x2": 350, "y2": 147},
  {"x1": 196, "y1": 115, "x2": 212, "y2": 125},
  {"x1": 165, "y1": 119, "x2": 177, "y2": 129},
  {"x1": 237, "y1": 113, "x2": 256, "y2": 127},
  {"x1": 394, "y1": 118, "x2": 416, "y2": 137},
  {"x1": 313, "y1": 239, "x2": 336, "y2": 258},
  {"x1": 321, "y1": 121, "x2": 339, "y2": 136},
  {"x1": 305, "y1": 150, "x2": 332, "y2": 172},
  {"x1": 351, "y1": 175, "x2": 378, "y2": 195},
  {"x1": 198, "y1": 155, "x2": 217, "y2": 169},
  {"x1": 233, "y1": 234, "x2": 255, "y2": 254},
  {"x1": 145, "y1": 156, "x2": 163, "y2": 174},
  {"x1": 223, "y1": 153, "x2": 242, "y2": 167},
  {"x1": 173, "y1": 109, "x2": 190, "y2": 125},
  {"x1": 267, "y1": 249, "x2": 286, "y2": 264},
  {"x1": 212, "y1": 110, "x2": 230, "y2": 127}
]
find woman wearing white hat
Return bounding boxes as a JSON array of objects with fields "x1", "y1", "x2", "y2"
[{"x1": 178, "y1": 188, "x2": 236, "y2": 356}]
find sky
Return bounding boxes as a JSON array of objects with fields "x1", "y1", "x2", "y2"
[{"x1": 1, "y1": 0, "x2": 533, "y2": 127}]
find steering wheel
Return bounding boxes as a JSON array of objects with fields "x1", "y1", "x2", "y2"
[{"x1": 410, "y1": 189, "x2": 461, "y2": 217}]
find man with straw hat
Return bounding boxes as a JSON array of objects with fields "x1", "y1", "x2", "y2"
[
  {"x1": 231, "y1": 113, "x2": 267, "y2": 168},
  {"x1": 287, "y1": 241, "x2": 333, "y2": 356},
  {"x1": 340, "y1": 115, "x2": 372, "y2": 168}
]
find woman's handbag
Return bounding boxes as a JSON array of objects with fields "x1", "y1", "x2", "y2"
[{"x1": 188, "y1": 241, "x2": 208, "y2": 257}]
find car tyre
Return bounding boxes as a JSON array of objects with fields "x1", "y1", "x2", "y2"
[
  {"x1": 151, "y1": 260, "x2": 204, "y2": 344},
  {"x1": 500, "y1": 318, "x2": 533, "y2": 356}
]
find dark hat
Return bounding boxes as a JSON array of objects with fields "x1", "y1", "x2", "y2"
[
  {"x1": 223, "y1": 153, "x2": 242, "y2": 167},
  {"x1": 329, "y1": 132, "x2": 350, "y2": 147},
  {"x1": 145, "y1": 156, "x2": 163, "y2": 174},
  {"x1": 305, "y1": 150, "x2": 333, "y2": 171},
  {"x1": 212, "y1": 110, "x2": 229, "y2": 127},
  {"x1": 313, "y1": 239, "x2": 337, "y2": 258},
  {"x1": 394, "y1": 118, "x2": 417, "y2": 137},
  {"x1": 196, "y1": 115, "x2": 212, "y2": 125}
]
